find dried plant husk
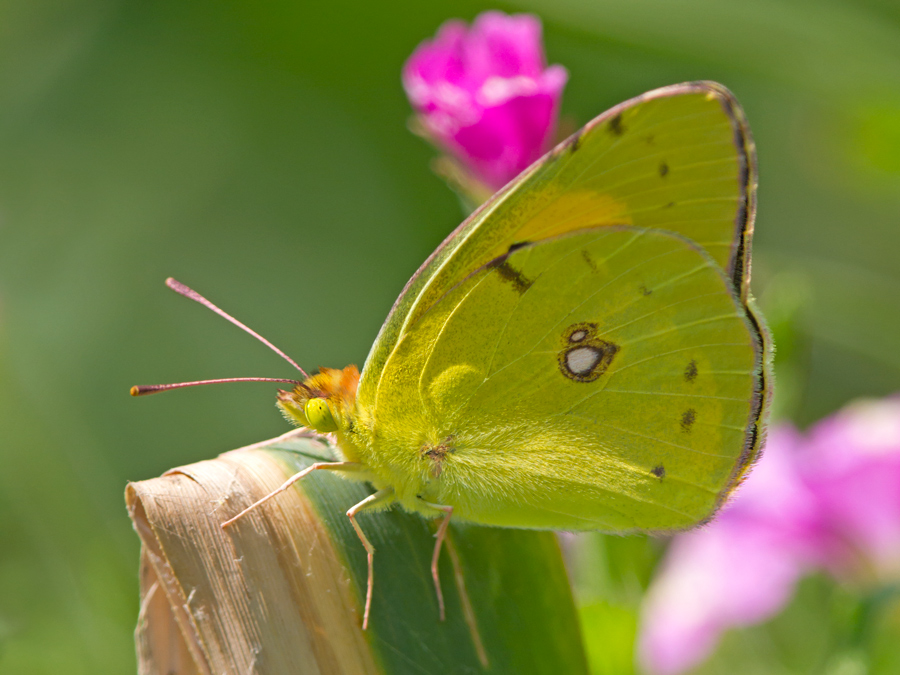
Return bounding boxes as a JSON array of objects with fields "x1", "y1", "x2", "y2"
[{"x1": 127, "y1": 430, "x2": 589, "y2": 675}]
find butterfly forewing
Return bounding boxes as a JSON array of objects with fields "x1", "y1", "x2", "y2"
[
  {"x1": 360, "y1": 82, "x2": 755, "y2": 408},
  {"x1": 372, "y1": 228, "x2": 764, "y2": 532}
]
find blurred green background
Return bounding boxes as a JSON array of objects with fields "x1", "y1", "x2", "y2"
[{"x1": 1, "y1": 0, "x2": 898, "y2": 672}]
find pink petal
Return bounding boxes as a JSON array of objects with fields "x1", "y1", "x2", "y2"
[
  {"x1": 451, "y1": 92, "x2": 558, "y2": 189},
  {"x1": 637, "y1": 427, "x2": 822, "y2": 675},
  {"x1": 639, "y1": 521, "x2": 809, "y2": 675},
  {"x1": 802, "y1": 397, "x2": 900, "y2": 576},
  {"x1": 638, "y1": 397, "x2": 900, "y2": 674},
  {"x1": 468, "y1": 11, "x2": 547, "y2": 80}
]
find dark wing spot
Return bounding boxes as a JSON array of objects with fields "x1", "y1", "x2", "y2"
[
  {"x1": 646, "y1": 134, "x2": 655, "y2": 145},
  {"x1": 569, "y1": 329, "x2": 588, "y2": 343},
  {"x1": 568, "y1": 132, "x2": 582, "y2": 153},
  {"x1": 507, "y1": 241, "x2": 530, "y2": 254},
  {"x1": 566, "y1": 347, "x2": 601, "y2": 374},
  {"x1": 558, "y1": 324, "x2": 618, "y2": 383},
  {"x1": 663, "y1": 201, "x2": 675, "y2": 209},
  {"x1": 681, "y1": 409, "x2": 696, "y2": 433},
  {"x1": 608, "y1": 113, "x2": 625, "y2": 136},
  {"x1": 684, "y1": 360, "x2": 698, "y2": 383},
  {"x1": 651, "y1": 465, "x2": 666, "y2": 480},
  {"x1": 659, "y1": 162, "x2": 669, "y2": 177},
  {"x1": 639, "y1": 284, "x2": 652, "y2": 296},
  {"x1": 582, "y1": 250, "x2": 599, "y2": 272},
  {"x1": 563, "y1": 322, "x2": 598, "y2": 342},
  {"x1": 488, "y1": 258, "x2": 533, "y2": 295}
]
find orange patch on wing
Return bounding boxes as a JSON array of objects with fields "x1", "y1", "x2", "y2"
[{"x1": 511, "y1": 191, "x2": 633, "y2": 243}]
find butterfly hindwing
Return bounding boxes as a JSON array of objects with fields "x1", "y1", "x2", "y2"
[{"x1": 372, "y1": 227, "x2": 765, "y2": 532}]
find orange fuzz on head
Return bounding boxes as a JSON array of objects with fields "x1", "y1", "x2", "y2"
[{"x1": 277, "y1": 365, "x2": 360, "y2": 432}]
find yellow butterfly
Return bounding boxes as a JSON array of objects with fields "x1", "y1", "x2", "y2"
[{"x1": 134, "y1": 81, "x2": 771, "y2": 630}]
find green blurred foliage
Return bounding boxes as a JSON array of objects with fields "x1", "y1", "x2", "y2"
[
  {"x1": 0, "y1": 0, "x2": 898, "y2": 672},
  {"x1": 567, "y1": 533, "x2": 663, "y2": 674}
]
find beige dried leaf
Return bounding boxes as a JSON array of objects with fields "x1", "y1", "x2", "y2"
[{"x1": 127, "y1": 440, "x2": 378, "y2": 675}]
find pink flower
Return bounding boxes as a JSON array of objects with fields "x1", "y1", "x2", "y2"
[
  {"x1": 403, "y1": 11, "x2": 568, "y2": 192},
  {"x1": 638, "y1": 429, "x2": 823, "y2": 675},
  {"x1": 638, "y1": 397, "x2": 900, "y2": 675},
  {"x1": 802, "y1": 397, "x2": 900, "y2": 579}
]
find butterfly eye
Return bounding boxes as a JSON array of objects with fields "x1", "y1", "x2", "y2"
[{"x1": 304, "y1": 398, "x2": 338, "y2": 433}]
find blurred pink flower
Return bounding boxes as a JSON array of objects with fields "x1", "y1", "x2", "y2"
[
  {"x1": 637, "y1": 428, "x2": 822, "y2": 675},
  {"x1": 803, "y1": 397, "x2": 900, "y2": 579},
  {"x1": 403, "y1": 11, "x2": 568, "y2": 191},
  {"x1": 638, "y1": 396, "x2": 900, "y2": 675}
]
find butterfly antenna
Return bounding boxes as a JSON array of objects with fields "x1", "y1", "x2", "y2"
[
  {"x1": 131, "y1": 377, "x2": 303, "y2": 397},
  {"x1": 165, "y1": 277, "x2": 310, "y2": 379}
]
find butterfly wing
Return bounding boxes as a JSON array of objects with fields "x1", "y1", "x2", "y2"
[
  {"x1": 360, "y1": 81, "x2": 756, "y2": 408},
  {"x1": 371, "y1": 227, "x2": 768, "y2": 531}
]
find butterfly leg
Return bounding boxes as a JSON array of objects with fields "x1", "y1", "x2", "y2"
[
  {"x1": 419, "y1": 499, "x2": 453, "y2": 621},
  {"x1": 347, "y1": 487, "x2": 395, "y2": 630},
  {"x1": 221, "y1": 461, "x2": 365, "y2": 528}
]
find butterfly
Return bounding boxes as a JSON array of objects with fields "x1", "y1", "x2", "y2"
[{"x1": 133, "y1": 81, "x2": 771, "y2": 630}]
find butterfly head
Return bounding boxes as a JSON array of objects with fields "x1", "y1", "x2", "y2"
[{"x1": 277, "y1": 365, "x2": 360, "y2": 434}]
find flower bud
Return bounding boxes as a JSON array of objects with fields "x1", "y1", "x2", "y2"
[{"x1": 403, "y1": 11, "x2": 568, "y2": 200}]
